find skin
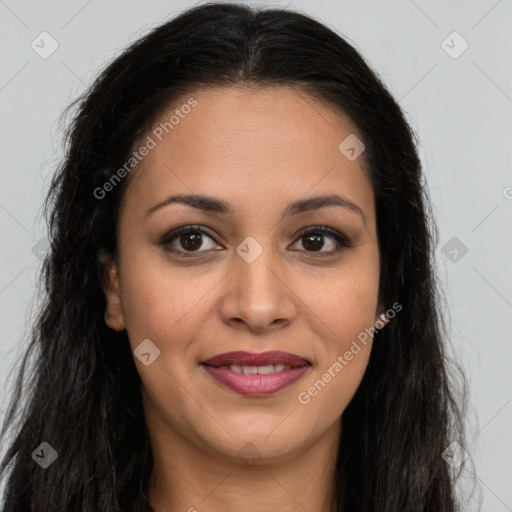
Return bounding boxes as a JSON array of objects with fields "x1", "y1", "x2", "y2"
[{"x1": 101, "y1": 85, "x2": 389, "y2": 512}]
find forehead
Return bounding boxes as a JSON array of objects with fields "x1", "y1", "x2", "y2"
[{"x1": 121, "y1": 85, "x2": 374, "y2": 221}]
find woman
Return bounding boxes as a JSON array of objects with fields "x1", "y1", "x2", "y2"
[{"x1": 0, "y1": 2, "x2": 467, "y2": 511}]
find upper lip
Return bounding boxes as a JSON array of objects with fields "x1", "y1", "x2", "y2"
[{"x1": 201, "y1": 351, "x2": 310, "y2": 368}]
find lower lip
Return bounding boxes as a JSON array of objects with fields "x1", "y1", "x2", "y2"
[{"x1": 202, "y1": 364, "x2": 310, "y2": 396}]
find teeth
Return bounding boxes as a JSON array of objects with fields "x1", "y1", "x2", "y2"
[
  {"x1": 228, "y1": 364, "x2": 292, "y2": 374},
  {"x1": 259, "y1": 364, "x2": 278, "y2": 374}
]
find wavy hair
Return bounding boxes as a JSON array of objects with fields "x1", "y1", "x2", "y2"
[{"x1": 0, "y1": 2, "x2": 467, "y2": 510}]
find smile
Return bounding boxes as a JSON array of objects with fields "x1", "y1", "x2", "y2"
[
  {"x1": 201, "y1": 350, "x2": 311, "y2": 396},
  {"x1": 225, "y1": 364, "x2": 292, "y2": 374}
]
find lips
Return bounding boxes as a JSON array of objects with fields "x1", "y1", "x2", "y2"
[
  {"x1": 201, "y1": 351, "x2": 311, "y2": 396},
  {"x1": 201, "y1": 350, "x2": 310, "y2": 368}
]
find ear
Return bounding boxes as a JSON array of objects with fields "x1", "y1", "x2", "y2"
[
  {"x1": 374, "y1": 301, "x2": 390, "y2": 329},
  {"x1": 98, "y1": 250, "x2": 125, "y2": 331}
]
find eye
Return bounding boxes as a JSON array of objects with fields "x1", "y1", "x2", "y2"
[
  {"x1": 160, "y1": 225, "x2": 222, "y2": 257},
  {"x1": 160, "y1": 224, "x2": 352, "y2": 258},
  {"x1": 290, "y1": 225, "x2": 352, "y2": 255}
]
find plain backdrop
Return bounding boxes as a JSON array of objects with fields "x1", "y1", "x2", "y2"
[{"x1": 1, "y1": 1, "x2": 511, "y2": 510}]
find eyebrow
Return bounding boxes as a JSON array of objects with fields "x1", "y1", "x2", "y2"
[{"x1": 146, "y1": 193, "x2": 367, "y2": 227}]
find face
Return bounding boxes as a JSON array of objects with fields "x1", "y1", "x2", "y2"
[{"x1": 101, "y1": 85, "x2": 388, "y2": 464}]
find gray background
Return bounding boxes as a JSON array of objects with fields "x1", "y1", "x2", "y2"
[{"x1": 1, "y1": 0, "x2": 511, "y2": 510}]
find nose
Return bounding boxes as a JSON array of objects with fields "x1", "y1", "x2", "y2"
[{"x1": 219, "y1": 246, "x2": 297, "y2": 333}]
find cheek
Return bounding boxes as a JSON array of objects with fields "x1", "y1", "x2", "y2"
[
  {"x1": 117, "y1": 258, "x2": 209, "y2": 425},
  {"x1": 294, "y1": 254, "x2": 379, "y2": 414},
  {"x1": 118, "y1": 249, "x2": 213, "y2": 343},
  {"x1": 328, "y1": 278, "x2": 379, "y2": 358},
  {"x1": 297, "y1": 281, "x2": 376, "y2": 424},
  {"x1": 301, "y1": 254, "x2": 380, "y2": 357}
]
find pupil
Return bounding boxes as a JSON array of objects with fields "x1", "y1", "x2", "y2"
[{"x1": 181, "y1": 232, "x2": 202, "y2": 251}]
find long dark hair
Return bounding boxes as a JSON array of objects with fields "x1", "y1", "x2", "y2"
[{"x1": 0, "y1": 2, "x2": 467, "y2": 510}]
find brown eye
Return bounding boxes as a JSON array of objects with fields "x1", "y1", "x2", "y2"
[
  {"x1": 160, "y1": 226, "x2": 222, "y2": 256},
  {"x1": 178, "y1": 231, "x2": 203, "y2": 251},
  {"x1": 160, "y1": 224, "x2": 352, "y2": 259},
  {"x1": 291, "y1": 226, "x2": 351, "y2": 255},
  {"x1": 301, "y1": 233, "x2": 324, "y2": 252}
]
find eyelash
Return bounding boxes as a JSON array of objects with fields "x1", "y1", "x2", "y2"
[{"x1": 159, "y1": 224, "x2": 353, "y2": 258}]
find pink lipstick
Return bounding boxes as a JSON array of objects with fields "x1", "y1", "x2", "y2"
[{"x1": 201, "y1": 350, "x2": 311, "y2": 397}]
